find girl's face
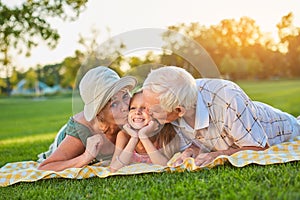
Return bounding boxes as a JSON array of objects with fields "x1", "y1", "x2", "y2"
[
  {"x1": 100, "y1": 89, "x2": 131, "y2": 126},
  {"x1": 128, "y1": 93, "x2": 151, "y2": 129}
]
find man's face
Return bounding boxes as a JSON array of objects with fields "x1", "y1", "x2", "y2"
[{"x1": 143, "y1": 89, "x2": 180, "y2": 124}]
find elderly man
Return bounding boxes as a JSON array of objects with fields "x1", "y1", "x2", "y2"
[{"x1": 142, "y1": 66, "x2": 300, "y2": 166}]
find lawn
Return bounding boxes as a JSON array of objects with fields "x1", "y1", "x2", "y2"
[{"x1": 0, "y1": 80, "x2": 300, "y2": 199}]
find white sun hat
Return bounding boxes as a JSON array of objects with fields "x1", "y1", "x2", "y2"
[{"x1": 79, "y1": 66, "x2": 137, "y2": 121}]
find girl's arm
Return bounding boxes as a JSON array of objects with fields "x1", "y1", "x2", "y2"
[
  {"x1": 138, "y1": 121, "x2": 169, "y2": 166},
  {"x1": 110, "y1": 127, "x2": 139, "y2": 172},
  {"x1": 139, "y1": 137, "x2": 169, "y2": 165},
  {"x1": 38, "y1": 135, "x2": 99, "y2": 171}
]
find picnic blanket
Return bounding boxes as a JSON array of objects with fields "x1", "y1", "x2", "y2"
[{"x1": 1, "y1": 136, "x2": 300, "y2": 187}]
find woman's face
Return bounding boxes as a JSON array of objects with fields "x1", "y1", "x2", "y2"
[
  {"x1": 128, "y1": 93, "x2": 151, "y2": 129},
  {"x1": 100, "y1": 89, "x2": 131, "y2": 126}
]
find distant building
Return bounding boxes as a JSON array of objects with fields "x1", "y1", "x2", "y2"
[{"x1": 11, "y1": 79, "x2": 60, "y2": 96}]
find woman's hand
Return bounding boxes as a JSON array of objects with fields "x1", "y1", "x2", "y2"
[{"x1": 84, "y1": 134, "x2": 104, "y2": 161}]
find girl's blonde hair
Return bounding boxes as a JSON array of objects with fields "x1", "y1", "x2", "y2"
[{"x1": 155, "y1": 123, "x2": 180, "y2": 159}]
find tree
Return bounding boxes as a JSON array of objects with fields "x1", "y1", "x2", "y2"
[
  {"x1": 24, "y1": 68, "x2": 38, "y2": 95},
  {"x1": 219, "y1": 54, "x2": 237, "y2": 79},
  {"x1": 0, "y1": 78, "x2": 6, "y2": 94},
  {"x1": 277, "y1": 12, "x2": 300, "y2": 76},
  {"x1": 60, "y1": 50, "x2": 84, "y2": 88},
  {"x1": 165, "y1": 16, "x2": 300, "y2": 80},
  {"x1": 37, "y1": 63, "x2": 61, "y2": 87},
  {"x1": 0, "y1": 0, "x2": 87, "y2": 94},
  {"x1": 9, "y1": 67, "x2": 22, "y2": 89}
]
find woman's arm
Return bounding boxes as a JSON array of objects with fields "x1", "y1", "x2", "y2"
[
  {"x1": 110, "y1": 129, "x2": 139, "y2": 172},
  {"x1": 38, "y1": 135, "x2": 93, "y2": 171},
  {"x1": 38, "y1": 134, "x2": 103, "y2": 171}
]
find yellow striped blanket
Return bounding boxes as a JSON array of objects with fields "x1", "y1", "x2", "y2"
[{"x1": 1, "y1": 136, "x2": 299, "y2": 187}]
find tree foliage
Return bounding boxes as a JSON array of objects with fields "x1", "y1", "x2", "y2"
[
  {"x1": 164, "y1": 12, "x2": 300, "y2": 80},
  {"x1": 0, "y1": 0, "x2": 87, "y2": 55},
  {"x1": 277, "y1": 13, "x2": 300, "y2": 76},
  {"x1": 1, "y1": 9, "x2": 300, "y2": 95},
  {"x1": 24, "y1": 68, "x2": 37, "y2": 89},
  {"x1": 0, "y1": 0, "x2": 87, "y2": 93}
]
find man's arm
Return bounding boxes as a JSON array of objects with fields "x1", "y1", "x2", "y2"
[
  {"x1": 194, "y1": 145, "x2": 269, "y2": 166},
  {"x1": 172, "y1": 144, "x2": 269, "y2": 167}
]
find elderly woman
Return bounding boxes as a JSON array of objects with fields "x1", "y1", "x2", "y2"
[{"x1": 38, "y1": 66, "x2": 137, "y2": 171}]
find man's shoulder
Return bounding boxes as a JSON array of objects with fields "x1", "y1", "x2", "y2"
[
  {"x1": 196, "y1": 78, "x2": 230, "y2": 84},
  {"x1": 196, "y1": 78, "x2": 236, "y2": 90}
]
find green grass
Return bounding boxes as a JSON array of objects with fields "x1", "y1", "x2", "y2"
[
  {"x1": 238, "y1": 79, "x2": 300, "y2": 117},
  {"x1": 0, "y1": 80, "x2": 300, "y2": 199},
  {"x1": 0, "y1": 96, "x2": 72, "y2": 165}
]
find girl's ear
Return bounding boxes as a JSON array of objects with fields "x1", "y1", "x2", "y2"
[{"x1": 175, "y1": 106, "x2": 186, "y2": 117}]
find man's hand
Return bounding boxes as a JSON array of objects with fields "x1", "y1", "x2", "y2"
[
  {"x1": 172, "y1": 147, "x2": 198, "y2": 167},
  {"x1": 194, "y1": 151, "x2": 221, "y2": 166},
  {"x1": 171, "y1": 145, "x2": 224, "y2": 167}
]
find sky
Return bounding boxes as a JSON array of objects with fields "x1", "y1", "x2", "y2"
[{"x1": 3, "y1": 0, "x2": 300, "y2": 71}]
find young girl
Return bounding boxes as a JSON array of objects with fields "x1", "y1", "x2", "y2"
[{"x1": 110, "y1": 91, "x2": 180, "y2": 172}]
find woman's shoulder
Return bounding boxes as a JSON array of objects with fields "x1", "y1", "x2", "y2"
[
  {"x1": 72, "y1": 112, "x2": 86, "y2": 124},
  {"x1": 65, "y1": 113, "x2": 92, "y2": 138}
]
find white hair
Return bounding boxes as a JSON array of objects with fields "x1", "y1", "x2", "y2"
[{"x1": 143, "y1": 66, "x2": 197, "y2": 112}]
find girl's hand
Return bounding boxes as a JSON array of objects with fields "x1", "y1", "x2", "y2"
[
  {"x1": 123, "y1": 124, "x2": 139, "y2": 138},
  {"x1": 138, "y1": 120, "x2": 159, "y2": 139}
]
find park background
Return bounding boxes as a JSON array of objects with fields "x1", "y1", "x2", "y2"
[
  {"x1": 0, "y1": 0, "x2": 299, "y2": 199},
  {"x1": 0, "y1": 0, "x2": 300, "y2": 95}
]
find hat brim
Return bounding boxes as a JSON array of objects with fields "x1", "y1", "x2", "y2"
[{"x1": 84, "y1": 76, "x2": 137, "y2": 121}]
